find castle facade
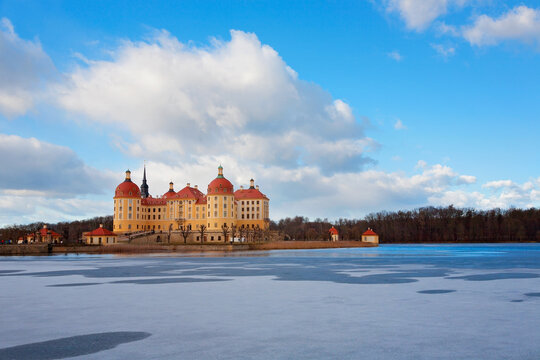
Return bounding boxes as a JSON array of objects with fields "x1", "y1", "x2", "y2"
[{"x1": 113, "y1": 165, "x2": 269, "y2": 241}]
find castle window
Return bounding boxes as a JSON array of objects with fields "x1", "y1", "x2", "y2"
[
  {"x1": 224, "y1": 211, "x2": 227, "y2": 217},
  {"x1": 218, "y1": 236, "x2": 221, "y2": 241},
  {"x1": 242, "y1": 214, "x2": 244, "y2": 219},
  {"x1": 214, "y1": 223, "x2": 217, "y2": 228},
  {"x1": 224, "y1": 204, "x2": 227, "y2": 208},
  {"x1": 247, "y1": 214, "x2": 250, "y2": 219},
  {"x1": 214, "y1": 211, "x2": 217, "y2": 217},
  {"x1": 208, "y1": 212, "x2": 210, "y2": 217},
  {"x1": 211, "y1": 236, "x2": 214, "y2": 241},
  {"x1": 242, "y1": 201, "x2": 244, "y2": 205},
  {"x1": 257, "y1": 201, "x2": 259, "y2": 204}
]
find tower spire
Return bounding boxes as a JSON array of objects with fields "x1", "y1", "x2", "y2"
[{"x1": 141, "y1": 162, "x2": 149, "y2": 198}]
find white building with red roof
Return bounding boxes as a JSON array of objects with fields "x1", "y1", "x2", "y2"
[
  {"x1": 329, "y1": 226, "x2": 339, "y2": 242},
  {"x1": 84, "y1": 224, "x2": 117, "y2": 245},
  {"x1": 26, "y1": 225, "x2": 62, "y2": 244},
  {"x1": 362, "y1": 228, "x2": 379, "y2": 244}
]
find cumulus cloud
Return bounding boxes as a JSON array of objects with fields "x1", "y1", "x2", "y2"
[
  {"x1": 131, "y1": 159, "x2": 487, "y2": 220},
  {"x1": 463, "y1": 6, "x2": 540, "y2": 46},
  {"x1": 0, "y1": 194, "x2": 111, "y2": 226},
  {"x1": 430, "y1": 177, "x2": 540, "y2": 209},
  {"x1": 385, "y1": 0, "x2": 468, "y2": 31},
  {"x1": 0, "y1": 18, "x2": 56, "y2": 118},
  {"x1": 0, "y1": 134, "x2": 116, "y2": 197},
  {"x1": 55, "y1": 30, "x2": 375, "y2": 175}
]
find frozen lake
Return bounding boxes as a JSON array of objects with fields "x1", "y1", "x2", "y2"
[{"x1": 1, "y1": 244, "x2": 540, "y2": 359}]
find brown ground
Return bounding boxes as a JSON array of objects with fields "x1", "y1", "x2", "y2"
[{"x1": 0, "y1": 241, "x2": 376, "y2": 256}]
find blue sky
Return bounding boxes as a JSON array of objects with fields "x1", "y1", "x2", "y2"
[{"x1": 0, "y1": 0, "x2": 539, "y2": 225}]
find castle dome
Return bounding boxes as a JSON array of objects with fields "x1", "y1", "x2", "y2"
[
  {"x1": 207, "y1": 165, "x2": 234, "y2": 194},
  {"x1": 114, "y1": 170, "x2": 141, "y2": 198}
]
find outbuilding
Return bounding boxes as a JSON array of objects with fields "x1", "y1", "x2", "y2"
[
  {"x1": 84, "y1": 224, "x2": 117, "y2": 245},
  {"x1": 362, "y1": 228, "x2": 379, "y2": 244},
  {"x1": 329, "y1": 226, "x2": 339, "y2": 242}
]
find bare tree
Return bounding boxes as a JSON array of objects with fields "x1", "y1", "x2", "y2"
[
  {"x1": 180, "y1": 224, "x2": 191, "y2": 244},
  {"x1": 198, "y1": 224, "x2": 206, "y2": 244},
  {"x1": 231, "y1": 224, "x2": 237, "y2": 242},
  {"x1": 239, "y1": 226, "x2": 247, "y2": 243},
  {"x1": 221, "y1": 224, "x2": 230, "y2": 243},
  {"x1": 254, "y1": 225, "x2": 262, "y2": 243}
]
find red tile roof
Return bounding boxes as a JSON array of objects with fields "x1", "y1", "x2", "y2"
[
  {"x1": 115, "y1": 180, "x2": 141, "y2": 198},
  {"x1": 38, "y1": 228, "x2": 61, "y2": 237},
  {"x1": 362, "y1": 229, "x2": 378, "y2": 236},
  {"x1": 234, "y1": 188, "x2": 268, "y2": 200},
  {"x1": 162, "y1": 190, "x2": 177, "y2": 199},
  {"x1": 176, "y1": 186, "x2": 205, "y2": 200},
  {"x1": 85, "y1": 227, "x2": 117, "y2": 237},
  {"x1": 207, "y1": 177, "x2": 234, "y2": 194}
]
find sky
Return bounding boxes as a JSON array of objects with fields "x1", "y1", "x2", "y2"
[{"x1": 0, "y1": 0, "x2": 539, "y2": 226}]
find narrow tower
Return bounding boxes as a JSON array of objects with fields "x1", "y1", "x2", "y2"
[{"x1": 141, "y1": 164, "x2": 149, "y2": 198}]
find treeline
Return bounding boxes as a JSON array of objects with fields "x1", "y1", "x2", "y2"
[
  {"x1": 0, "y1": 216, "x2": 113, "y2": 244},
  {"x1": 270, "y1": 206, "x2": 540, "y2": 243},
  {"x1": 1, "y1": 206, "x2": 539, "y2": 243}
]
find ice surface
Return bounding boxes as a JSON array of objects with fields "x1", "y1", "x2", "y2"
[{"x1": 1, "y1": 244, "x2": 540, "y2": 359}]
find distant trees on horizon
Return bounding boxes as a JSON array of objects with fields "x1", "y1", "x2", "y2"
[
  {"x1": 0, "y1": 206, "x2": 539, "y2": 243},
  {"x1": 270, "y1": 206, "x2": 539, "y2": 243}
]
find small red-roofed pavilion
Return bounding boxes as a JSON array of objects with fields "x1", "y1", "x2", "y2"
[
  {"x1": 362, "y1": 228, "x2": 379, "y2": 244},
  {"x1": 329, "y1": 226, "x2": 339, "y2": 242},
  {"x1": 84, "y1": 224, "x2": 117, "y2": 245}
]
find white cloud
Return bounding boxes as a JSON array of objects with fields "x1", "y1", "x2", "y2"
[
  {"x1": 430, "y1": 177, "x2": 540, "y2": 209},
  {"x1": 0, "y1": 194, "x2": 111, "y2": 226},
  {"x1": 482, "y1": 179, "x2": 514, "y2": 189},
  {"x1": 0, "y1": 134, "x2": 117, "y2": 226},
  {"x1": 385, "y1": 0, "x2": 468, "y2": 31},
  {"x1": 394, "y1": 118, "x2": 406, "y2": 130},
  {"x1": 0, "y1": 134, "x2": 116, "y2": 197},
  {"x1": 0, "y1": 18, "x2": 56, "y2": 118},
  {"x1": 431, "y1": 43, "x2": 456, "y2": 57},
  {"x1": 463, "y1": 6, "x2": 540, "y2": 46},
  {"x1": 388, "y1": 51, "x2": 403, "y2": 61},
  {"x1": 55, "y1": 30, "x2": 376, "y2": 175}
]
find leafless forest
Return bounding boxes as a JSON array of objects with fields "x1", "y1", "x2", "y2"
[{"x1": 1, "y1": 206, "x2": 539, "y2": 243}]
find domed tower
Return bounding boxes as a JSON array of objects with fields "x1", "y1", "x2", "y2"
[
  {"x1": 206, "y1": 165, "x2": 235, "y2": 239},
  {"x1": 113, "y1": 170, "x2": 142, "y2": 233}
]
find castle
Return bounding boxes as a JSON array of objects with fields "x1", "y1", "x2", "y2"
[{"x1": 113, "y1": 165, "x2": 269, "y2": 242}]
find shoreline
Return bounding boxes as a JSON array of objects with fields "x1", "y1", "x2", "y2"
[{"x1": 0, "y1": 241, "x2": 377, "y2": 256}]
